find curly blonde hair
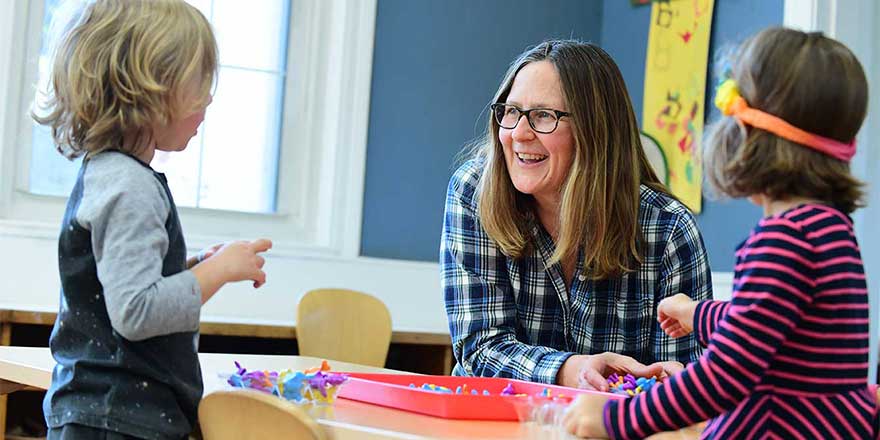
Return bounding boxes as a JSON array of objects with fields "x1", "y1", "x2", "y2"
[{"x1": 33, "y1": 0, "x2": 218, "y2": 159}]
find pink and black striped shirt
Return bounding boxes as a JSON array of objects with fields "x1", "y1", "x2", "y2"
[{"x1": 603, "y1": 204, "x2": 877, "y2": 439}]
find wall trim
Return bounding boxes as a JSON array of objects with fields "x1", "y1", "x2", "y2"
[{"x1": 784, "y1": 0, "x2": 879, "y2": 383}]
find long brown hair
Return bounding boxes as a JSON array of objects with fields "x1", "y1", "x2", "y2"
[
  {"x1": 704, "y1": 28, "x2": 867, "y2": 214},
  {"x1": 473, "y1": 40, "x2": 669, "y2": 279}
]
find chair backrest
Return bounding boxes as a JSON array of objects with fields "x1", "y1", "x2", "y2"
[
  {"x1": 296, "y1": 288, "x2": 392, "y2": 367},
  {"x1": 199, "y1": 389, "x2": 325, "y2": 440}
]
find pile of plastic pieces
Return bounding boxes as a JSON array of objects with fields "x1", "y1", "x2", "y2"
[
  {"x1": 227, "y1": 359, "x2": 348, "y2": 404},
  {"x1": 607, "y1": 373, "x2": 658, "y2": 396}
]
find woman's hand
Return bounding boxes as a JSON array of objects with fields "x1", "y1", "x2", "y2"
[
  {"x1": 557, "y1": 352, "x2": 665, "y2": 391},
  {"x1": 562, "y1": 393, "x2": 610, "y2": 438},
  {"x1": 648, "y1": 360, "x2": 684, "y2": 378},
  {"x1": 657, "y1": 293, "x2": 698, "y2": 338}
]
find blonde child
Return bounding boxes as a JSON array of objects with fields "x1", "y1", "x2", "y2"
[
  {"x1": 563, "y1": 27, "x2": 875, "y2": 439},
  {"x1": 34, "y1": 1, "x2": 271, "y2": 438}
]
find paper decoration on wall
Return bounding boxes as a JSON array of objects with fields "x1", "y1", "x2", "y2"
[
  {"x1": 642, "y1": 0, "x2": 714, "y2": 212},
  {"x1": 640, "y1": 132, "x2": 668, "y2": 184}
]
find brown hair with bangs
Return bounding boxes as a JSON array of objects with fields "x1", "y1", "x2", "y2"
[
  {"x1": 473, "y1": 40, "x2": 670, "y2": 279},
  {"x1": 704, "y1": 27, "x2": 867, "y2": 214},
  {"x1": 33, "y1": 0, "x2": 218, "y2": 159}
]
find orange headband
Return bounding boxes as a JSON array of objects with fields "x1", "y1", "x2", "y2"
[{"x1": 714, "y1": 79, "x2": 856, "y2": 162}]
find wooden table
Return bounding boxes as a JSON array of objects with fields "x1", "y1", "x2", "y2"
[
  {"x1": 0, "y1": 346, "x2": 702, "y2": 439},
  {"x1": 0, "y1": 307, "x2": 453, "y2": 438}
]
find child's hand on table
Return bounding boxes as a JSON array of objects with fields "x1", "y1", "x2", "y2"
[{"x1": 563, "y1": 393, "x2": 611, "y2": 438}]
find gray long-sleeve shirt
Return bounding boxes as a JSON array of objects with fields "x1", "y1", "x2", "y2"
[
  {"x1": 78, "y1": 151, "x2": 201, "y2": 340},
  {"x1": 45, "y1": 151, "x2": 203, "y2": 440}
]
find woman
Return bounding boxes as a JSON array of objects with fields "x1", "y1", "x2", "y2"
[{"x1": 441, "y1": 40, "x2": 713, "y2": 389}]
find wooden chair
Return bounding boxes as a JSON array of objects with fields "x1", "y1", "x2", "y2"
[
  {"x1": 296, "y1": 288, "x2": 392, "y2": 367},
  {"x1": 199, "y1": 389, "x2": 325, "y2": 440}
]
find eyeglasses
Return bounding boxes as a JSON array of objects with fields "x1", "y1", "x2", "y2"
[{"x1": 490, "y1": 103, "x2": 570, "y2": 134}]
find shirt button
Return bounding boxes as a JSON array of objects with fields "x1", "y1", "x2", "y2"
[{"x1": 578, "y1": 274, "x2": 587, "y2": 281}]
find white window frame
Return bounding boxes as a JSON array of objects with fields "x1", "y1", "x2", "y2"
[{"x1": 0, "y1": 0, "x2": 376, "y2": 259}]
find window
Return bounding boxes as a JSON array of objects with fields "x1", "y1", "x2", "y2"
[
  {"x1": 0, "y1": 0, "x2": 376, "y2": 257},
  {"x1": 30, "y1": 0, "x2": 289, "y2": 214}
]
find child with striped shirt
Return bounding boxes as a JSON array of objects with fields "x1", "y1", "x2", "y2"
[{"x1": 563, "y1": 27, "x2": 875, "y2": 439}]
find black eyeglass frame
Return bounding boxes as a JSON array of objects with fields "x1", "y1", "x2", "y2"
[{"x1": 490, "y1": 103, "x2": 571, "y2": 134}]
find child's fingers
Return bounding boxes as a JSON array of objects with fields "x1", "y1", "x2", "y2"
[
  {"x1": 659, "y1": 319, "x2": 676, "y2": 331},
  {"x1": 658, "y1": 311, "x2": 669, "y2": 322},
  {"x1": 252, "y1": 269, "x2": 266, "y2": 288},
  {"x1": 248, "y1": 238, "x2": 273, "y2": 253},
  {"x1": 562, "y1": 402, "x2": 579, "y2": 434},
  {"x1": 562, "y1": 414, "x2": 583, "y2": 438},
  {"x1": 255, "y1": 255, "x2": 265, "y2": 269},
  {"x1": 624, "y1": 360, "x2": 664, "y2": 380},
  {"x1": 660, "y1": 319, "x2": 682, "y2": 333},
  {"x1": 663, "y1": 325, "x2": 682, "y2": 337},
  {"x1": 659, "y1": 317, "x2": 677, "y2": 329}
]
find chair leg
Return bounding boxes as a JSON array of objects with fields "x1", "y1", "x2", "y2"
[
  {"x1": 0, "y1": 322, "x2": 12, "y2": 440},
  {"x1": 442, "y1": 345, "x2": 453, "y2": 376}
]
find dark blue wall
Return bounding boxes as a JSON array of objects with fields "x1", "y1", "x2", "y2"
[
  {"x1": 360, "y1": 0, "x2": 603, "y2": 261},
  {"x1": 361, "y1": 0, "x2": 783, "y2": 272},
  {"x1": 600, "y1": 0, "x2": 782, "y2": 271}
]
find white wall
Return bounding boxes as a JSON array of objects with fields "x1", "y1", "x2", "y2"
[
  {"x1": 0, "y1": 0, "x2": 739, "y2": 338},
  {"x1": 0, "y1": 226, "x2": 735, "y2": 334},
  {"x1": 0, "y1": 228, "x2": 450, "y2": 333},
  {"x1": 847, "y1": 1, "x2": 880, "y2": 385},
  {"x1": 785, "y1": 0, "x2": 880, "y2": 383}
]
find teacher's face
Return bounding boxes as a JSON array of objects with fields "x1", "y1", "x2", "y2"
[{"x1": 499, "y1": 60, "x2": 574, "y2": 203}]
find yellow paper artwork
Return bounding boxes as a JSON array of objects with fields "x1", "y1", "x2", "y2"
[{"x1": 642, "y1": 0, "x2": 714, "y2": 212}]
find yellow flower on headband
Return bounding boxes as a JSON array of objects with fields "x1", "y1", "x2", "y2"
[{"x1": 714, "y1": 79, "x2": 741, "y2": 116}]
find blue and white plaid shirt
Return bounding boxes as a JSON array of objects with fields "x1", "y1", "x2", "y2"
[{"x1": 441, "y1": 159, "x2": 713, "y2": 384}]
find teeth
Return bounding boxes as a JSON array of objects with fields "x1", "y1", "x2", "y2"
[{"x1": 517, "y1": 153, "x2": 547, "y2": 161}]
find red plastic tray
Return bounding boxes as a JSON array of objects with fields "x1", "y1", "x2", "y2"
[{"x1": 337, "y1": 373, "x2": 624, "y2": 421}]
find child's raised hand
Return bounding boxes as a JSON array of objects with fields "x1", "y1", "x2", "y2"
[
  {"x1": 657, "y1": 293, "x2": 697, "y2": 338},
  {"x1": 211, "y1": 239, "x2": 272, "y2": 288},
  {"x1": 562, "y1": 393, "x2": 610, "y2": 438},
  {"x1": 192, "y1": 238, "x2": 273, "y2": 303}
]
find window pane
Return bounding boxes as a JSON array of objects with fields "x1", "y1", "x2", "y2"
[
  {"x1": 195, "y1": 67, "x2": 282, "y2": 213},
  {"x1": 213, "y1": 0, "x2": 289, "y2": 72},
  {"x1": 152, "y1": 133, "x2": 203, "y2": 208},
  {"x1": 28, "y1": 125, "x2": 81, "y2": 196},
  {"x1": 28, "y1": 0, "x2": 75, "y2": 197},
  {"x1": 27, "y1": 0, "x2": 289, "y2": 215}
]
